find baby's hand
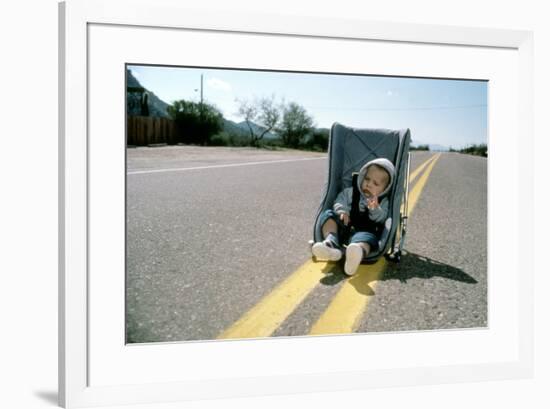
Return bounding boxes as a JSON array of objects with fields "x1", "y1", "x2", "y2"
[
  {"x1": 367, "y1": 195, "x2": 379, "y2": 209},
  {"x1": 340, "y1": 213, "x2": 350, "y2": 226}
]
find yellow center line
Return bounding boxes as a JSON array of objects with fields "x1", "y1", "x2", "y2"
[
  {"x1": 217, "y1": 153, "x2": 440, "y2": 340},
  {"x1": 407, "y1": 153, "x2": 441, "y2": 214},
  {"x1": 408, "y1": 153, "x2": 438, "y2": 184},
  {"x1": 309, "y1": 153, "x2": 441, "y2": 335},
  {"x1": 309, "y1": 257, "x2": 388, "y2": 334},
  {"x1": 217, "y1": 260, "x2": 331, "y2": 339}
]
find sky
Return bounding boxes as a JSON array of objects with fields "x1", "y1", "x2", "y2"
[{"x1": 128, "y1": 64, "x2": 487, "y2": 149}]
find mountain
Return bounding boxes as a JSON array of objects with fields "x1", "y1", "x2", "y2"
[
  {"x1": 126, "y1": 69, "x2": 142, "y2": 89},
  {"x1": 126, "y1": 69, "x2": 170, "y2": 118},
  {"x1": 235, "y1": 121, "x2": 278, "y2": 139},
  {"x1": 221, "y1": 120, "x2": 279, "y2": 139},
  {"x1": 222, "y1": 119, "x2": 250, "y2": 138}
]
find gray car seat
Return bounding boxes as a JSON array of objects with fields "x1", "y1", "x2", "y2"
[{"x1": 313, "y1": 122, "x2": 411, "y2": 261}]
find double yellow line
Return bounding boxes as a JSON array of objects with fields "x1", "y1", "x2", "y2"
[{"x1": 218, "y1": 153, "x2": 441, "y2": 340}]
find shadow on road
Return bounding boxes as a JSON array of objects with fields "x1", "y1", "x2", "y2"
[
  {"x1": 316, "y1": 251, "x2": 477, "y2": 287},
  {"x1": 318, "y1": 261, "x2": 347, "y2": 286},
  {"x1": 383, "y1": 252, "x2": 478, "y2": 284}
]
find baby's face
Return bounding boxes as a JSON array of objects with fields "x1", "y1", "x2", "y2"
[{"x1": 361, "y1": 165, "x2": 389, "y2": 197}]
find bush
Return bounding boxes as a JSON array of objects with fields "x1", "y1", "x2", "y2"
[
  {"x1": 461, "y1": 143, "x2": 487, "y2": 157},
  {"x1": 259, "y1": 138, "x2": 285, "y2": 150},
  {"x1": 410, "y1": 144, "x2": 430, "y2": 151},
  {"x1": 303, "y1": 129, "x2": 329, "y2": 152},
  {"x1": 209, "y1": 132, "x2": 252, "y2": 147},
  {"x1": 449, "y1": 144, "x2": 487, "y2": 157},
  {"x1": 167, "y1": 100, "x2": 223, "y2": 145},
  {"x1": 209, "y1": 134, "x2": 230, "y2": 146}
]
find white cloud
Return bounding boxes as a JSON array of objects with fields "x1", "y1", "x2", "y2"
[
  {"x1": 206, "y1": 78, "x2": 232, "y2": 92},
  {"x1": 386, "y1": 90, "x2": 394, "y2": 97}
]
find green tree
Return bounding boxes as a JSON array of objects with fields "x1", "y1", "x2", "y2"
[
  {"x1": 167, "y1": 100, "x2": 223, "y2": 145},
  {"x1": 461, "y1": 143, "x2": 487, "y2": 157},
  {"x1": 278, "y1": 102, "x2": 314, "y2": 148},
  {"x1": 449, "y1": 143, "x2": 487, "y2": 157},
  {"x1": 236, "y1": 95, "x2": 280, "y2": 147}
]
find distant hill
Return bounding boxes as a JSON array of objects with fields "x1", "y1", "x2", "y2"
[
  {"x1": 219, "y1": 119, "x2": 280, "y2": 140},
  {"x1": 235, "y1": 121, "x2": 277, "y2": 139},
  {"x1": 222, "y1": 119, "x2": 249, "y2": 138},
  {"x1": 411, "y1": 141, "x2": 450, "y2": 152},
  {"x1": 427, "y1": 143, "x2": 450, "y2": 152},
  {"x1": 126, "y1": 69, "x2": 170, "y2": 118}
]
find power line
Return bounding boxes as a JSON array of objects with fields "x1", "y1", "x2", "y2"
[{"x1": 306, "y1": 104, "x2": 487, "y2": 112}]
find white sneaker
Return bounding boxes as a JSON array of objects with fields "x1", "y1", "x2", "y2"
[
  {"x1": 312, "y1": 240, "x2": 342, "y2": 261},
  {"x1": 344, "y1": 243, "x2": 364, "y2": 276}
]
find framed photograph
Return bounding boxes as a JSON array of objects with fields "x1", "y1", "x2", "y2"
[{"x1": 59, "y1": 0, "x2": 534, "y2": 407}]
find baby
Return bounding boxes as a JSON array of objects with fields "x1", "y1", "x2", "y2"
[{"x1": 312, "y1": 158, "x2": 395, "y2": 276}]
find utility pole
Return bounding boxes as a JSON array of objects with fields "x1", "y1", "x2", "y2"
[
  {"x1": 194, "y1": 74, "x2": 204, "y2": 106},
  {"x1": 199, "y1": 74, "x2": 204, "y2": 124},
  {"x1": 200, "y1": 74, "x2": 203, "y2": 105}
]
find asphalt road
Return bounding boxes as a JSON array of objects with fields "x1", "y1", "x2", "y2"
[{"x1": 126, "y1": 146, "x2": 486, "y2": 343}]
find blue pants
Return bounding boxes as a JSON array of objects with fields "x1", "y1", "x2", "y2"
[{"x1": 318, "y1": 209, "x2": 379, "y2": 250}]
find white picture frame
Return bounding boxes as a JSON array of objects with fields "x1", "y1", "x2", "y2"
[{"x1": 59, "y1": 0, "x2": 534, "y2": 407}]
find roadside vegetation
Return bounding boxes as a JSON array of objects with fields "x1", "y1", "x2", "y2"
[
  {"x1": 449, "y1": 144, "x2": 488, "y2": 157},
  {"x1": 409, "y1": 143, "x2": 488, "y2": 157},
  {"x1": 130, "y1": 87, "x2": 483, "y2": 156},
  {"x1": 410, "y1": 144, "x2": 430, "y2": 151},
  {"x1": 165, "y1": 96, "x2": 328, "y2": 152}
]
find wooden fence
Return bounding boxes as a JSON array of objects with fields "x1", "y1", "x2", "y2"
[{"x1": 127, "y1": 116, "x2": 176, "y2": 146}]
